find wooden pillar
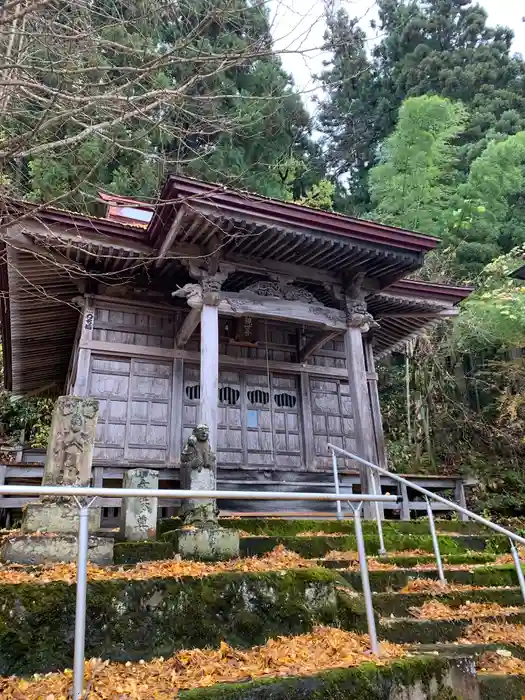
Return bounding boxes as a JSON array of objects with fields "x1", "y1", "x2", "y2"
[
  {"x1": 364, "y1": 339, "x2": 387, "y2": 469},
  {"x1": 72, "y1": 296, "x2": 94, "y2": 396},
  {"x1": 344, "y1": 327, "x2": 376, "y2": 498},
  {"x1": 344, "y1": 274, "x2": 379, "y2": 517},
  {"x1": 199, "y1": 300, "x2": 219, "y2": 451}
]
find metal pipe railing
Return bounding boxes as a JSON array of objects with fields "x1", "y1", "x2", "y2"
[
  {"x1": 328, "y1": 443, "x2": 525, "y2": 604},
  {"x1": 0, "y1": 484, "x2": 399, "y2": 503},
  {"x1": 0, "y1": 484, "x2": 398, "y2": 698}
]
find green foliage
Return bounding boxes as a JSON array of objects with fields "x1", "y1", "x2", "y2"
[
  {"x1": 453, "y1": 249, "x2": 525, "y2": 352},
  {"x1": 13, "y1": 0, "x2": 314, "y2": 210},
  {"x1": 368, "y1": 95, "x2": 466, "y2": 235},
  {"x1": 319, "y1": 0, "x2": 525, "y2": 216}
]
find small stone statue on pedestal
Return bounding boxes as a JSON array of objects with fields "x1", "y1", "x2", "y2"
[
  {"x1": 175, "y1": 424, "x2": 239, "y2": 561},
  {"x1": 180, "y1": 424, "x2": 219, "y2": 527}
]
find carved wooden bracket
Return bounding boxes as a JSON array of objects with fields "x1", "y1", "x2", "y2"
[{"x1": 343, "y1": 272, "x2": 379, "y2": 333}]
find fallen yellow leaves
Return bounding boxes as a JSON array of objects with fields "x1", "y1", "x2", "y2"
[
  {"x1": 460, "y1": 621, "x2": 525, "y2": 645},
  {"x1": 0, "y1": 546, "x2": 317, "y2": 585},
  {"x1": 477, "y1": 651, "x2": 525, "y2": 675},
  {"x1": 409, "y1": 600, "x2": 522, "y2": 620},
  {"x1": 0, "y1": 627, "x2": 406, "y2": 700},
  {"x1": 400, "y1": 579, "x2": 481, "y2": 594}
]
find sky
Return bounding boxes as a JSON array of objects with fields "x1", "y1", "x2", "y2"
[{"x1": 271, "y1": 0, "x2": 525, "y2": 109}]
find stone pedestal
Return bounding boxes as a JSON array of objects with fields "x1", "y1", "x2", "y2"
[
  {"x1": 21, "y1": 501, "x2": 100, "y2": 534},
  {"x1": 175, "y1": 526, "x2": 240, "y2": 561},
  {"x1": 1, "y1": 396, "x2": 113, "y2": 565},
  {"x1": 1, "y1": 533, "x2": 113, "y2": 565},
  {"x1": 120, "y1": 468, "x2": 159, "y2": 541}
]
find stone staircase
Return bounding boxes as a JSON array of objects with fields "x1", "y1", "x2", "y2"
[{"x1": 1, "y1": 517, "x2": 524, "y2": 698}]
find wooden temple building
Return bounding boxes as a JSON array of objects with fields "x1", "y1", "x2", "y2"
[{"x1": 0, "y1": 176, "x2": 471, "y2": 518}]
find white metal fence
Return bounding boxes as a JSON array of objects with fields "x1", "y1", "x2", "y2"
[{"x1": 0, "y1": 484, "x2": 399, "y2": 700}]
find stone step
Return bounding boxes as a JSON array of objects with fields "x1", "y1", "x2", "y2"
[
  {"x1": 478, "y1": 673, "x2": 525, "y2": 699},
  {"x1": 380, "y1": 611, "x2": 525, "y2": 645},
  {"x1": 0, "y1": 568, "x2": 363, "y2": 676},
  {"x1": 341, "y1": 564, "x2": 523, "y2": 592},
  {"x1": 236, "y1": 533, "x2": 509, "y2": 559},
  {"x1": 0, "y1": 653, "x2": 480, "y2": 700},
  {"x1": 414, "y1": 642, "x2": 525, "y2": 660},
  {"x1": 158, "y1": 517, "x2": 493, "y2": 539},
  {"x1": 321, "y1": 551, "x2": 498, "y2": 569},
  {"x1": 373, "y1": 586, "x2": 525, "y2": 617}
]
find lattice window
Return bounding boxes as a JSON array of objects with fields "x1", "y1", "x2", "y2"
[
  {"x1": 274, "y1": 392, "x2": 297, "y2": 408},
  {"x1": 247, "y1": 389, "x2": 270, "y2": 405},
  {"x1": 219, "y1": 386, "x2": 240, "y2": 405},
  {"x1": 185, "y1": 384, "x2": 200, "y2": 401}
]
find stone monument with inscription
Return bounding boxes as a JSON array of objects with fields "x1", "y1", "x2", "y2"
[
  {"x1": 1, "y1": 396, "x2": 113, "y2": 565},
  {"x1": 120, "y1": 468, "x2": 159, "y2": 541},
  {"x1": 175, "y1": 424, "x2": 239, "y2": 561}
]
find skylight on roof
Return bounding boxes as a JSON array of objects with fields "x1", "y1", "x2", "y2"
[{"x1": 118, "y1": 207, "x2": 153, "y2": 223}]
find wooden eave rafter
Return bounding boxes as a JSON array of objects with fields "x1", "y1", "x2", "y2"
[
  {"x1": 150, "y1": 175, "x2": 439, "y2": 253},
  {"x1": 368, "y1": 287, "x2": 467, "y2": 357}
]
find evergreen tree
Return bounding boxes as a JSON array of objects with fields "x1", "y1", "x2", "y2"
[
  {"x1": 318, "y1": 0, "x2": 525, "y2": 209},
  {"x1": 2, "y1": 0, "x2": 312, "y2": 212},
  {"x1": 368, "y1": 95, "x2": 466, "y2": 236}
]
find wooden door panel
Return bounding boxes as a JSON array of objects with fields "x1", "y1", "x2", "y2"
[
  {"x1": 310, "y1": 378, "x2": 355, "y2": 468},
  {"x1": 89, "y1": 354, "x2": 172, "y2": 464}
]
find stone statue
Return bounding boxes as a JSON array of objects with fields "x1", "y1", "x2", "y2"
[
  {"x1": 2, "y1": 395, "x2": 113, "y2": 565},
  {"x1": 43, "y1": 396, "x2": 99, "y2": 491},
  {"x1": 180, "y1": 424, "x2": 219, "y2": 527}
]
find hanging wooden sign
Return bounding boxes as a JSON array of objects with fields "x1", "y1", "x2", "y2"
[{"x1": 229, "y1": 315, "x2": 259, "y2": 346}]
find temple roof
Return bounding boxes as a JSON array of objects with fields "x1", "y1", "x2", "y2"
[{"x1": 0, "y1": 177, "x2": 470, "y2": 393}]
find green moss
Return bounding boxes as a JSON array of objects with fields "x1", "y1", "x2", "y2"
[
  {"x1": 479, "y1": 673, "x2": 525, "y2": 700},
  {"x1": 237, "y1": 533, "x2": 503, "y2": 559},
  {"x1": 158, "y1": 518, "x2": 489, "y2": 539},
  {"x1": 373, "y1": 586, "x2": 525, "y2": 617},
  {"x1": 0, "y1": 568, "x2": 362, "y2": 676},
  {"x1": 385, "y1": 552, "x2": 496, "y2": 567},
  {"x1": 114, "y1": 540, "x2": 175, "y2": 565},
  {"x1": 343, "y1": 564, "x2": 522, "y2": 593},
  {"x1": 380, "y1": 613, "x2": 525, "y2": 645},
  {"x1": 179, "y1": 656, "x2": 459, "y2": 700}
]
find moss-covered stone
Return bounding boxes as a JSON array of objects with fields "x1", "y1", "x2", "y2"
[
  {"x1": 343, "y1": 564, "x2": 522, "y2": 593},
  {"x1": 380, "y1": 613, "x2": 525, "y2": 645},
  {"x1": 114, "y1": 540, "x2": 175, "y2": 565},
  {"x1": 179, "y1": 656, "x2": 473, "y2": 700},
  {"x1": 158, "y1": 518, "x2": 489, "y2": 539},
  {"x1": 235, "y1": 533, "x2": 506, "y2": 559},
  {"x1": 479, "y1": 673, "x2": 525, "y2": 700},
  {"x1": 373, "y1": 586, "x2": 525, "y2": 617},
  {"x1": 0, "y1": 569, "x2": 364, "y2": 676}
]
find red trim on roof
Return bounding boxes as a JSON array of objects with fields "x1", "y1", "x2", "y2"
[
  {"x1": 150, "y1": 175, "x2": 439, "y2": 253},
  {"x1": 98, "y1": 191, "x2": 155, "y2": 209},
  {"x1": 388, "y1": 279, "x2": 473, "y2": 304},
  {"x1": 6, "y1": 200, "x2": 150, "y2": 244}
]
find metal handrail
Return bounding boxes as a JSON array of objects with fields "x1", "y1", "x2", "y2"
[
  {"x1": 0, "y1": 483, "x2": 397, "y2": 698},
  {"x1": 328, "y1": 444, "x2": 525, "y2": 546},
  {"x1": 328, "y1": 443, "x2": 525, "y2": 603}
]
